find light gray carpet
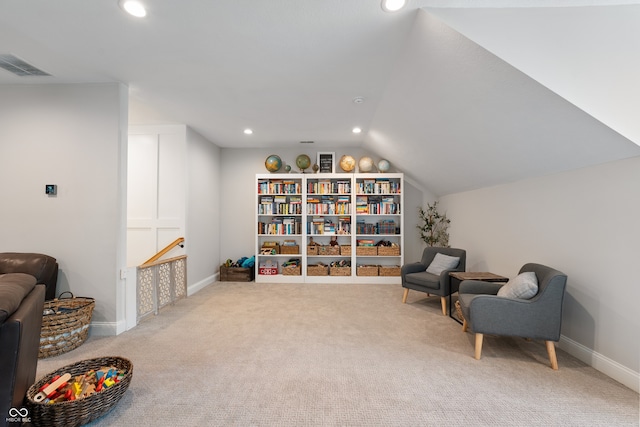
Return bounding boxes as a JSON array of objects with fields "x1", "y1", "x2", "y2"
[{"x1": 35, "y1": 282, "x2": 639, "y2": 426}]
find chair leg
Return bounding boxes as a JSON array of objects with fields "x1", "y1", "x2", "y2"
[
  {"x1": 402, "y1": 288, "x2": 409, "y2": 303},
  {"x1": 474, "y1": 333, "x2": 483, "y2": 360},
  {"x1": 462, "y1": 319, "x2": 468, "y2": 332},
  {"x1": 440, "y1": 296, "x2": 447, "y2": 316},
  {"x1": 546, "y1": 341, "x2": 559, "y2": 370}
]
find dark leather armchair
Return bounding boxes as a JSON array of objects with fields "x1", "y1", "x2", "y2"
[
  {"x1": 401, "y1": 247, "x2": 466, "y2": 315},
  {"x1": 0, "y1": 252, "x2": 58, "y2": 300},
  {"x1": 0, "y1": 253, "x2": 56, "y2": 422},
  {"x1": 458, "y1": 263, "x2": 567, "y2": 369}
]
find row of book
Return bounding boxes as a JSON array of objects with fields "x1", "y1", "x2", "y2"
[
  {"x1": 356, "y1": 196, "x2": 400, "y2": 215},
  {"x1": 257, "y1": 179, "x2": 301, "y2": 195},
  {"x1": 355, "y1": 179, "x2": 401, "y2": 195},
  {"x1": 307, "y1": 180, "x2": 351, "y2": 195},
  {"x1": 307, "y1": 216, "x2": 351, "y2": 235},
  {"x1": 259, "y1": 195, "x2": 302, "y2": 215},
  {"x1": 306, "y1": 195, "x2": 351, "y2": 215},
  {"x1": 356, "y1": 219, "x2": 399, "y2": 235},
  {"x1": 258, "y1": 217, "x2": 302, "y2": 235}
]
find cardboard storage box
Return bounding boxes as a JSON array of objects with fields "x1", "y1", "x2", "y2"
[{"x1": 258, "y1": 261, "x2": 278, "y2": 275}]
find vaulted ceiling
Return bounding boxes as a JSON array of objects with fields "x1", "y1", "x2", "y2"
[{"x1": 2, "y1": 0, "x2": 639, "y2": 196}]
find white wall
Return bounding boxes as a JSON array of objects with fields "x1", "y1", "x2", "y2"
[
  {"x1": 186, "y1": 127, "x2": 221, "y2": 293},
  {"x1": 127, "y1": 125, "x2": 187, "y2": 267},
  {"x1": 0, "y1": 83, "x2": 128, "y2": 333},
  {"x1": 439, "y1": 156, "x2": 640, "y2": 391}
]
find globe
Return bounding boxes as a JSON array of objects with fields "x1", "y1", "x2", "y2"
[
  {"x1": 358, "y1": 156, "x2": 374, "y2": 173},
  {"x1": 377, "y1": 159, "x2": 391, "y2": 173},
  {"x1": 284, "y1": 164, "x2": 292, "y2": 173},
  {"x1": 339, "y1": 155, "x2": 356, "y2": 172},
  {"x1": 295, "y1": 154, "x2": 311, "y2": 172},
  {"x1": 265, "y1": 154, "x2": 282, "y2": 173}
]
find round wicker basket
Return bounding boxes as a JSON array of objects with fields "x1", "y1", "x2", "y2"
[
  {"x1": 26, "y1": 356, "x2": 133, "y2": 427},
  {"x1": 39, "y1": 292, "x2": 95, "y2": 359}
]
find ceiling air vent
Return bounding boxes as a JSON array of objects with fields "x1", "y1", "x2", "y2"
[{"x1": 0, "y1": 54, "x2": 51, "y2": 76}]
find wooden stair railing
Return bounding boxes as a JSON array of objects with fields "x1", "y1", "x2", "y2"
[{"x1": 141, "y1": 237, "x2": 185, "y2": 267}]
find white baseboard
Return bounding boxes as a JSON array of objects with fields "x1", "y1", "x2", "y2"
[
  {"x1": 89, "y1": 320, "x2": 125, "y2": 337},
  {"x1": 558, "y1": 334, "x2": 639, "y2": 393},
  {"x1": 187, "y1": 273, "x2": 218, "y2": 296}
]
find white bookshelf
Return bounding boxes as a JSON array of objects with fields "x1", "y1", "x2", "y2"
[{"x1": 255, "y1": 173, "x2": 403, "y2": 284}]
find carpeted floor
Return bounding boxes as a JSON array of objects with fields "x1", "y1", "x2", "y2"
[{"x1": 35, "y1": 282, "x2": 639, "y2": 426}]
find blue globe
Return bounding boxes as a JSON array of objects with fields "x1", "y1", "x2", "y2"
[{"x1": 265, "y1": 154, "x2": 282, "y2": 172}]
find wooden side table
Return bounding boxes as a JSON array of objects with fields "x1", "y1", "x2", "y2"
[{"x1": 448, "y1": 272, "x2": 509, "y2": 324}]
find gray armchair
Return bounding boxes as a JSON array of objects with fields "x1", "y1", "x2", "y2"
[
  {"x1": 458, "y1": 263, "x2": 567, "y2": 369},
  {"x1": 401, "y1": 247, "x2": 466, "y2": 315}
]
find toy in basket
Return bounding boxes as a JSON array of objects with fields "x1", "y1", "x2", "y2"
[
  {"x1": 39, "y1": 292, "x2": 95, "y2": 359},
  {"x1": 26, "y1": 356, "x2": 133, "y2": 427}
]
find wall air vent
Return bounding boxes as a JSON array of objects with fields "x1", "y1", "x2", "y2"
[{"x1": 0, "y1": 54, "x2": 51, "y2": 76}]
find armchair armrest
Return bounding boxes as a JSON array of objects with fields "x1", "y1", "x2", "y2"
[
  {"x1": 459, "y1": 280, "x2": 503, "y2": 295},
  {"x1": 401, "y1": 262, "x2": 426, "y2": 276}
]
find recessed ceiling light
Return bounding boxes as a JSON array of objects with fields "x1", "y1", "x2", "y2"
[
  {"x1": 244, "y1": 128, "x2": 253, "y2": 135},
  {"x1": 352, "y1": 127, "x2": 362, "y2": 134},
  {"x1": 381, "y1": 0, "x2": 406, "y2": 12},
  {"x1": 353, "y1": 97, "x2": 365, "y2": 104},
  {"x1": 119, "y1": 0, "x2": 147, "y2": 17}
]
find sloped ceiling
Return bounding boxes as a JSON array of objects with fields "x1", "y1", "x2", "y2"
[
  {"x1": 365, "y1": 7, "x2": 640, "y2": 195},
  {"x1": 1, "y1": 1, "x2": 639, "y2": 197}
]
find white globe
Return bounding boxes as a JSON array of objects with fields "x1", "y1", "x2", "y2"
[
  {"x1": 377, "y1": 159, "x2": 390, "y2": 173},
  {"x1": 358, "y1": 156, "x2": 374, "y2": 172}
]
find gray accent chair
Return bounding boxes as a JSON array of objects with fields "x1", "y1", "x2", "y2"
[
  {"x1": 458, "y1": 263, "x2": 567, "y2": 370},
  {"x1": 401, "y1": 247, "x2": 466, "y2": 315}
]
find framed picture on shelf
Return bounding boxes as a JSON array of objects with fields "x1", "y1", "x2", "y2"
[{"x1": 317, "y1": 152, "x2": 335, "y2": 174}]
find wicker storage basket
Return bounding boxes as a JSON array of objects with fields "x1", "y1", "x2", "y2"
[
  {"x1": 357, "y1": 265, "x2": 379, "y2": 276},
  {"x1": 307, "y1": 265, "x2": 328, "y2": 276},
  {"x1": 340, "y1": 245, "x2": 351, "y2": 256},
  {"x1": 26, "y1": 356, "x2": 133, "y2": 427},
  {"x1": 318, "y1": 245, "x2": 340, "y2": 256},
  {"x1": 280, "y1": 245, "x2": 300, "y2": 255},
  {"x1": 282, "y1": 265, "x2": 301, "y2": 275},
  {"x1": 455, "y1": 300, "x2": 465, "y2": 322},
  {"x1": 307, "y1": 245, "x2": 318, "y2": 255},
  {"x1": 356, "y1": 246, "x2": 377, "y2": 256},
  {"x1": 379, "y1": 265, "x2": 401, "y2": 276},
  {"x1": 377, "y1": 246, "x2": 400, "y2": 256},
  {"x1": 39, "y1": 292, "x2": 95, "y2": 359},
  {"x1": 329, "y1": 266, "x2": 351, "y2": 276}
]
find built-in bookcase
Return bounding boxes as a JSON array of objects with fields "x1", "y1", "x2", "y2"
[{"x1": 255, "y1": 173, "x2": 403, "y2": 283}]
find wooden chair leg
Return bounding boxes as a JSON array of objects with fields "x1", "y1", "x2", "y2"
[
  {"x1": 402, "y1": 288, "x2": 409, "y2": 303},
  {"x1": 440, "y1": 297, "x2": 447, "y2": 315},
  {"x1": 462, "y1": 319, "x2": 468, "y2": 332},
  {"x1": 474, "y1": 333, "x2": 483, "y2": 360},
  {"x1": 546, "y1": 340, "x2": 559, "y2": 370}
]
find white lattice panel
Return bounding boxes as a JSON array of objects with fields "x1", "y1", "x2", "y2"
[{"x1": 137, "y1": 256, "x2": 188, "y2": 322}]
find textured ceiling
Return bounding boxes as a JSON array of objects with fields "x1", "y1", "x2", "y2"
[{"x1": 1, "y1": 0, "x2": 639, "y2": 196}]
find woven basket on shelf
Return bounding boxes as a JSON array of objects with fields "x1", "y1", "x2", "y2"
[
  {"x1": 26, "y1": 356, "x2": 133, "y2": 427},
  {"x1": 282, "y1": 265, "x2": 301, "y2": 276},
  {"x1": 307, "y1": 265, "x2": 328, "y2": 276},
  {"x1": 329, "y1": 266, "x2": 351, "y2": 276},
  {"x1": 357, "y1": 265, "x2": 378, "y2": 276},
  {"x1": 378, "y1": 265, "x2": 401, "y2": 276},
  {"x1": 356, "y1": 246, "x2": 377, "y2": 256},
  {"x1": 377, "y1": 246, "x2": 400, "y2": 256},
  {"x1": 39, "y1": 292, "x2": 95, "y2": 359}
]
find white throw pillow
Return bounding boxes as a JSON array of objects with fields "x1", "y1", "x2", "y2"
[
  {"x1": 425, "y1": 253, "x2": 460, "y2": 275},
  {"x1": 497, "y1": 271, "x2": 538, "y2": 299}
]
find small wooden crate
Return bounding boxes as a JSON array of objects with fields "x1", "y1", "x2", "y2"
[
  {"x1": 282, "y1": 265, "x2": 301, "y2": 276},
  {"x1": 379, "y1": 265, "x2": 401, "y2": 276},
  {"x1": 356, "y1": 246, "x2": 377, "y2": 256},
  {"x1": 340, "y1": 245, "x2": 351, "y2": 256},
  {"x1": 307, "y1": 264, "x2": 328, "y2": 276},
  {"x1": 280, "y1": 245, "x2": 300, "y2": 255},
  {"x1": 307, "y1": 245, "x2": 318, "y2": 255},
  {"x1": 220, "y1": 267, "x2": 255, "y2": 282},
  {"x1": 330, "y1": 266, "x2": 351, "y2": 276},
  {"x1": 357, "y1": 265, "x2": 379, "y2": 276},
  {"x1": 377, "y1": 246, "x2": 400, "y2": 256},
  {"x1": 318, "y1": 245, "x2": 340, "y2": 256}
]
